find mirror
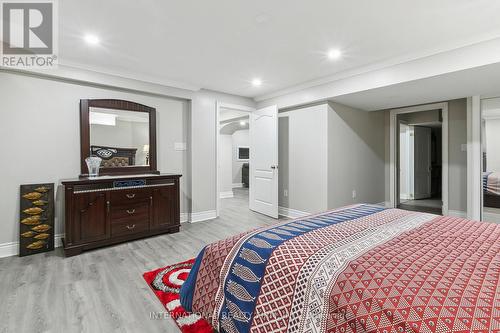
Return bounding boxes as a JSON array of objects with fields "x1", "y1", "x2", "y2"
[
  {"x1": 481, "y1": 97, "x2": 500, "y2": 223},
  {"x1": 90, "y1": 108, "x2": 150, "y2": 167},
  {"x1": 80, "y1": 99, "x2": 158, "y2": 175}
]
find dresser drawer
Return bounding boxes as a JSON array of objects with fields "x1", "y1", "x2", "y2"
[
  {"x1": 110, "y1": 201, "x2": 150, "y2": 222},
  {"x1": 111, "y1": 219, "x2": 149, "y2": 237},
  {"x1": 110, "y1": 188, "x2": 152, "y2": 204}
]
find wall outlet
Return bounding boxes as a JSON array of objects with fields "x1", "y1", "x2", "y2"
[
  {"x1": 284, "y1": 189, "x2": 288, "y2": 197},
  {"x1": 352, "y1": 190, "x2": 357, "y2": 199}
]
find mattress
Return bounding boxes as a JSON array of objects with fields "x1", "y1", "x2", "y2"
[
  {"x1": 484, "y1": 171, "x2": 500, "y2": 196},
  {"x1": 180, "y1": 204, "x2": 500, "y2": 332}
]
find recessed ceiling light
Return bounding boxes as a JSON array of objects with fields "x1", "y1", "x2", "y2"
[
  {"x1": 327, "y1": 49, "x2": 342, "y2": 60},
  {"x1": 251, "y1": 78, "x2": 262, "y2": 87},
  {"x1": 84, "y1": 34, "x2": 100, "y2": 45},
  {"x1": 240, "y1": 121, "x2": 246, "y2": 126}
]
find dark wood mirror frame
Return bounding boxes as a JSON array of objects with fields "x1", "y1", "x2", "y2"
[{"x1": 80, "y1": 99, "x2": 159, "y2": 176}]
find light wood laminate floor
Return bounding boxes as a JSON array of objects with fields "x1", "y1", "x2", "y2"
[{"x1": 0, "y1": 188, "x2": 279, "y2": 333}]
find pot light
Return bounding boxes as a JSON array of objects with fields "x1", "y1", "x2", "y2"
[
  {"x1": 251, "y1": 78, "x2": 262, "y2": 87},
  {"x1": 240, "y1": 121, "x2": 246, "y2": 126},
  {"x1": 84, "y1": 34, "x2": 100, "y2": 45},
  {"x1": 327, "y1": 49, "x2": 342, "y2": 60}
]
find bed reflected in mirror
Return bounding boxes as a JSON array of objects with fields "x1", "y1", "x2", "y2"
[
  {"x1": 481, "y1": 97, "x2": 500, "y2": 223},
  {"x1": 90, "y1": 108, "x2": 150, "y2": 167}
]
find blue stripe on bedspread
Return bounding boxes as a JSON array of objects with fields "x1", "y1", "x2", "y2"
[
  {"x1": 179, "y1": 247, "x2": 205, "y2": 312},
  {"x1": 180, "y1": 204, "x2": 385, "y2": 332}
]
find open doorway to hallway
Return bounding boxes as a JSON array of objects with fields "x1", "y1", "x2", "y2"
[
  {"x1": 397, "y1": 110, "x2": 443, "y2": 214},
  {"x1": 217, "y1": 106, "x2": 251, "y2": 216}
]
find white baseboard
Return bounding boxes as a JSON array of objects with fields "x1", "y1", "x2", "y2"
[
  {"x1": 190, "y1": 210, "x2": 217, "y2": 223},
  {"x1": 232, "y1": 183, "x2": 244, "y2": 188},
  {"x1": 279, "y1": 206, "x2": 310, "y2": 219},
  {"x1": 0, "y1": 233, "x2": 64, "y2": 259},
  {"x1": 220, "y1": 191, "x2": 234, "y2": 199},
  {"x1": 447, "y1": 210, "x2": 467, "y2": 218}
]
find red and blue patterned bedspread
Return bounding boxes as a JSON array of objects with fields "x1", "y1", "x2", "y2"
[{"x1": 180, "y1": 204, "x2": 500, "y2": 332}]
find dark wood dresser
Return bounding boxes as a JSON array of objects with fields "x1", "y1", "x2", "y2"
[{"x1": 62, "y1": 174, "x2": 181, "y2": 256}]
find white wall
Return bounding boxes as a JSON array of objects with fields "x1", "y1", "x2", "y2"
[
  {"x1": 448, "y1": 99, "x2": 468, "y2": 212},
  {"x1": 484, "y1": 118, "x2": 500, "y2": 171},
  {"x1": 327, "y1": 102, "x2": 386, "y2": 208},
  {"x1": 190, "y1": 89, "x2": 255, "y2": 213},
  {"x1": 219, "y1": 134, "x2": 233, "y2": 195},
  {"x1": 278, "y1": 104, "x2": 329, "y2": 213},
  {"x1": 0, "y1": 71, "x2": 191, "y2": 247},
  {"x1": 278, "y1": 102, "x2": 386, "y2": 214},
  {"x1": 232, "y1": 129, "x2": 249, "y2": 186}
]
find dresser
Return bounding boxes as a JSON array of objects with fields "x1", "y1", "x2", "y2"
[{"x1": 62, "y1": 174, "x2": 181, "y2": 257}]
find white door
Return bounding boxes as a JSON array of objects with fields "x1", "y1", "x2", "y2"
[
  {"x1": 413, "y1": 126, "x2": 432, "y2": 199},
  {"x1": 249, "y1": 105, "x2": 278, "y2": 218}
]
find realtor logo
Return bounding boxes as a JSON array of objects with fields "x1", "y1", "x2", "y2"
[{"x1": 1, "y1": 0, "x2": 58, "y2": 68}]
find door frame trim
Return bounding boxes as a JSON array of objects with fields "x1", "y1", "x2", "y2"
[
  {"x1": 215, "y1": 102, "x2": 255, "y2": 217},
  {"x1": 467, "y1": 96, "x2": 482, "y2": 220},
  {"x1": 389, "y1": 102, "x2": 449, "y2": 215}
]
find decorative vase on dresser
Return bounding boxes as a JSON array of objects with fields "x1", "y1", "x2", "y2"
[
  {"x1": 62, "y1": 174, "x2": 181, "y2": 257},
  {"x1": 63, "y1": 98, "x2": 182, "y2": 256}
]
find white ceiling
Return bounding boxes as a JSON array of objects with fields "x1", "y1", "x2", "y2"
[
  {"x1": 333, "y1": 62, "x2": 500, "y2": 111},
  {"x1": 59, "y1": 0, "x2": 500, "y2": 99}
]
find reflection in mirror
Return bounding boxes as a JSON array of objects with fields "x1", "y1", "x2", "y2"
[
  {"x1": 89, "y1": 108, "x2": 150, "y2": 168},
  {"x1": 481, "y1": 97, "x2": 500, "y2": 223}
]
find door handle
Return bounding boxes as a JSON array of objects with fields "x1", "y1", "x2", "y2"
[{"x1": 270, "y1": 165, "x2": 278, "y2": 170}]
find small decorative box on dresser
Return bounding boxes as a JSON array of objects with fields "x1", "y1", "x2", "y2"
[{"x1": 62, "y1": 174, "x2": 181, "y2": 257}]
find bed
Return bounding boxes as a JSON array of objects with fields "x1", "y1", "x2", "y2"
[
  {"x1": 179, "y1": 204, "x2": 500, "y2": 332},
  {"x1": 90, "y1": 145, "x2": 137, "y2": 167}
]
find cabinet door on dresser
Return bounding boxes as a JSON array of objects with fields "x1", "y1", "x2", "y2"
[
  {"x1": 73, "y1": 192, "x2": 110, "y2": 243},
  {"x1": 152, "y1": 184, "x2": 180, "y2": 230}
]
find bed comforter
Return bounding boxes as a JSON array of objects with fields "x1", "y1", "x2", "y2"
[
  {"x1": 180, "y1": 204, "x2": 500, "y2": 332},
  {"x1": 484, "y1": 171, "x2": 500, "y2": 196}
]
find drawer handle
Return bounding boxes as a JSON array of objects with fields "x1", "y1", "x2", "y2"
[
  {"x1": 126, "y1": 193, "x2": 136, "y2": 199},
  {"x1": 126, "y1": 209, "x2": 136, "y2": 215},
  {"x1": 126, "y1": 224, "x2": 136, "y2": 230}
]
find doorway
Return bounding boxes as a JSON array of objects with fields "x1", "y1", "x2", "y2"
[
  {"x1": 398, "y1": 115, "x2": 443, "y2": 214},
  {"x1": 390, "y1": 103, "x2": 449, "y2": 215},
  {"x1": 215, "y1": 103, "x2": 279, "y2": 219},
  {"x1": 216, "y1": 103, "x2": 253, "y2": 218}
]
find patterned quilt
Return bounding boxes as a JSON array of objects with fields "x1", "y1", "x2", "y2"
[
  {"x1": 179, "y1": 204, "x2": 500, "y2": 332},
  {"x1": 484, "y1": 172, "x2": 500, "y2": 196}
]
